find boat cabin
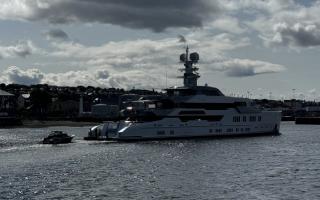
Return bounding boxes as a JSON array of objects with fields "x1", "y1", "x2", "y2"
[{"x1": 165, "y1": 86, "x2": 224, "y2": 97}]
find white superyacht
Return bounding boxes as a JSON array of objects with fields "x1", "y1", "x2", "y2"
[{"x1": 86, "y1": 47, "x2": 281, "y2": 140}]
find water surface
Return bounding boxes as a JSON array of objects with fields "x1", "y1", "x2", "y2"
[{"x1": 0, "y1": 122, "x2": 320, "y2": 199}]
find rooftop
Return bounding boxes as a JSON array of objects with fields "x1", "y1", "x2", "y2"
[{"x1": 0, "y1": 89, "x2": 14, "y2": 96}]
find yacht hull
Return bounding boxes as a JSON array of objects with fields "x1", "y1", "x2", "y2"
[
  {"x1": 114, "y1": 131, "x2": 280, "y2": 141},
  {"x1": 87, "y1": 111, "x2": 281, "y2": 141}
]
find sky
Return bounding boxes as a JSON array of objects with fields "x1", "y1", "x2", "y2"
[{"x1": 0, "y1": 0, "x2": 320, "y2": 100}]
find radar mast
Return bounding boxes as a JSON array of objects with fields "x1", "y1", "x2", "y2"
[{"x1": 179, "y1": 46, "x2": 200, "y2": 87}]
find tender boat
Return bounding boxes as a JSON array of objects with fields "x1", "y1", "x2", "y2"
[
  {"x1": 85, "y1": 47, "x2": 281, "y2": 141},
  {"x1": 43, "y1": 131, "x2": 74, "y2": 144}
]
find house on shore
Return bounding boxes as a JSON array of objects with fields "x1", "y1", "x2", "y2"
[
  {"x1": 0, "y1": 89, "x2": 15, "y2": 116},
  {"x1": 0, "y1": 89, "x2": 21, "y2": 126}
]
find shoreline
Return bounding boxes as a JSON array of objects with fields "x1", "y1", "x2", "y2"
[{"x1": 20, "y1": 120, "x2": 98, "y2": 128}]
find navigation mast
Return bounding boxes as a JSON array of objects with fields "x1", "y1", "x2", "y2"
[{"x1": 179, "y1": 46, "x2": 200, "y2": 87}]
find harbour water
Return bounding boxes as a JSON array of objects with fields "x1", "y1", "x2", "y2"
[{"x1": 1, "y1": 122, "x2": 320, "y2": 200}]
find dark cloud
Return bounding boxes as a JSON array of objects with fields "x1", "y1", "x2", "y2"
[
  {"x1": 44, "y1": 29, "x2": 70, "y2": 41},
  {"x1": 95, "y1": 70, "x2": 109, "y2": 79},
  {"x1": 23, "y1": 0, "x2": 220, "y2": 32},
  {"x1": 178, "y1": 35, "x2": 187, "y2": 43},
  {"x1": 269, "y1": 23, "x2": 320, "y2": 47}
]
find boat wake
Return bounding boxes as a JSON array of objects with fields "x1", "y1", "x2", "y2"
[{"x1": 0, "y1": 144, "x2": 50, "y2": 153}]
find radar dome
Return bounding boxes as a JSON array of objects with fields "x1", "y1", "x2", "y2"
[
  {"x1": 190, "y1": 52, "x2": 199, "y2": 62},
  {"x1": 180, "y1": 53, "x2": 186, "y2": 62}
]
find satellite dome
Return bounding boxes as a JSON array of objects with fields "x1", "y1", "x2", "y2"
[
  {"x1": 190, "y1": 52, "x2": 199, "y2": 62},
  {"x1": 180, "y1": 53, "x2": 186, "y2": 62}
]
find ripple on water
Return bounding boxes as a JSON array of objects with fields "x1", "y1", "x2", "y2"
[{"x1": 1, "y1": 123, "x2": 320, "y2": 199}]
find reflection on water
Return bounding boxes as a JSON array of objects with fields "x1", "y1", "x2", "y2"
[{"x1": 1, "y1": 122, "x2": 320, "y2": 199}]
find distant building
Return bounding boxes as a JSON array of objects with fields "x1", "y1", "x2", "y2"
[
  {"x1": 0, "y1": 89, "x2": 15, "y2": 116},
  {"x1": 0, "y1": 89, "x2": 21, "y2": 126},
  {"x1": 119, "y1": 94, "x2": 141, "y2": 109},
  {"x1": 283, "y1": 100, "x2": 303, "y2": 110},
  {"x1": 17, "y1": 93, "x2": 31, "y2": 110},
  {"x1": 91, "y1": 104, "x2": 119, "y2": 118},
  {"x1": 49, "y1": 99, "x2": 79, "y2": 117},
  {"x1": 305, "y1": 106, "x2": 320, "y2": 112}
]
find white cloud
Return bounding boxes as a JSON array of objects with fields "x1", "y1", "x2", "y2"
[
  {"x1": 1, "y1": 66, "x2": 44, "y2": 85},
  {"x1": 212, "y1": 58, "x2": 286, "y2": 77},
  {"x1": 308, "y1": 88, "x2": 317, "y2": 95},
  {"x1": 0, "y1": 35, "x2": 284, "y2": 87},
  {"x1": 0, "y1": 41, "x2": 38, "y2": 59},
  {"x1": 210, "y1": 16, "x2": 246, "y2": 34},
  {"x1": 241, "y1": 1, "x2": 320, "y2": 48},
  {"x1": 0, "y1": 0, "x2": 34, "y2": 20},
  {"x1": 0, "y1": 66, "x2": 162, "y2": 89},
  {"x1": 47, "y1": 33, "x2": 251, "y2": 73},
  {"x1": 220, "y1": 0, "x2": 297, "y2": 14}
]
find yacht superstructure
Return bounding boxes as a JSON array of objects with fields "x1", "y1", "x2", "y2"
[{"x1": 85, "y1": 47, "x2": 281, "y2": 140}]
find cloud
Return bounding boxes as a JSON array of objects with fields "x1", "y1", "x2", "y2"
[
  {"x1": 95, "y1": 69, "x2": 109, "y2": 80},
  {"x1": 240, "y1": 1, "x2": 320, "y2": 48},
  {"x1": 210, "y1": 16, "x2": 245, "y2": 34},
  {"x1": 45, "y1": 33, "x2": 254, "y2": 79},
  {"x1": 0, "y1": 51, "x2": 285, "y2": 89},
  {"x1": 0, "y1": 0, "x2": 220, "y2": 32},
  {"x1": 267, "y1": 22, "x2": 320, "y2": 47},
  {"x1": 1, "y1": 66, "x2": 44, "y2": 85},
  {"x1": 220, "y1": 0, "x2": 297, "y2": 15},
  {"x1": 43, "y1": 29, "x2": 69, "y2": 41},
  {"x1": 0, "y1": 41, "x2": 37, "y2": 59},
  {"x1": 178, "y1": 35, "x2": 187, "y2": 43},
  {"x1": 308, "y1": 88, "x2": 317, "y2": 95},
  {"x1": 3, "y1": 0, "x2": 320, "y2": 49},
  {"x1": 48, "y1": 33, "x2": 249, "y2": 63},
  {"x1": 0, "y1": 29, "x2": 284, "y2": 87},
  {"x1": 0, "y1": 66, "x2": 160, "y2": 89},
  {"x1": 0, "y1": 58, "x2": 286, "y2": 91},
  {"x1": 213, "y1": 58, "x2": 286, "y2": 77}
]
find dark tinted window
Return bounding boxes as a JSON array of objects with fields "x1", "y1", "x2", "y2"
[
  {"x1": 179, "y1": 89, "x2": 197, "y2": 96},
  {"x1": 179, "y1": 103, "x2": 236, "y2": 110},
  {"x1": 179, "y1": 110, "x2": 205, "y2": 115},
  {"x1": 200, "y1": 89, "x2": 224, "y2": 96},
  {"x1": 179, "y1": 115, "x2": 223, "y2": 122},
  {"x1": 159, "y1": 99, "x2": 175, "y2": 109},
  {"x1": 235, "y1": 102, "x2": 247, "y2": 106}
]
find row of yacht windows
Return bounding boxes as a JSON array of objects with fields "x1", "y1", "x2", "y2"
[
  {"x1": 225, "y1": 128, "x2": 251, "y2": 133},
  {"x1": 233, "y1": 116, "x2": 262, "y2": 122},
  {"x1": 167, "y1": 88, "x2": 224, "y2": 96},
  {"x1": 209, "y1": 128, "x2": 251, "y2": 133},
  {"x1": 158, "y1": 127, "x2": 252, "y2": 135},
  {"x1": 145, "y1": 100, "x2": 247, "y2": 110},
  {"x1": 213, "y1": 126, "x2": 269, "y2": 134}
]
